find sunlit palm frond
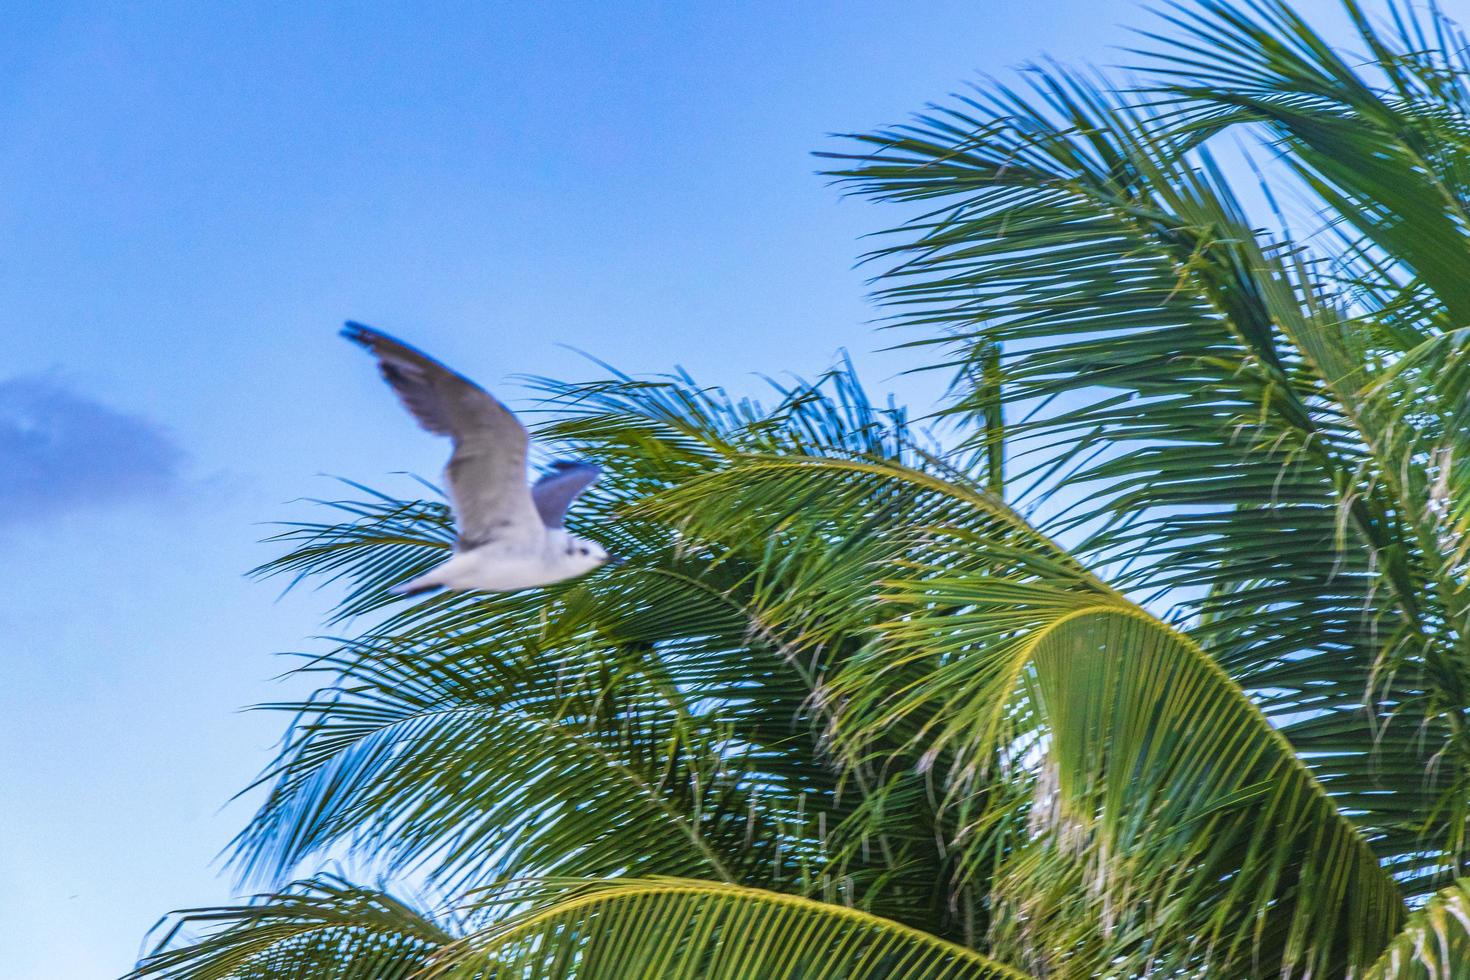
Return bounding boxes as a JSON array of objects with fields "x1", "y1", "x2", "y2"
[
  {"x1": 131, "y1": 876, "x2": 1028, "y2": 980},
  {"x1": 986, "y1": 608, "x2": 1400, "y2": 976},
  {"x1": 1365, "y1": 877, "x2": 1470, "y2": 979},
  {"x1": 430, "y1": 878, "x2": 1026, "y2": 979}
]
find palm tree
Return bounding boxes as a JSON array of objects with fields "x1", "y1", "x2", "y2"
[{"x1": 132, "y1": 0, "x2": 1470, "y2": 976}]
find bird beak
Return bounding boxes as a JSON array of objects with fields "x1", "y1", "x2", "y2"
[{"x1": 605, "y1": 554, "x2": 627, "y2": 567}]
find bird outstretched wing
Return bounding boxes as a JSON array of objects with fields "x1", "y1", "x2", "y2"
[
  {"x1": 531, "y1": 460, "x2": 602, "y2": 528},
  {"x1": 342, "y1": 321, "x2": 542, "y2": 550}
]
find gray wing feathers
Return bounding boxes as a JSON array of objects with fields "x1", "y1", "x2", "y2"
[
  {"x1": 531, "y1": 460, "x2": 602, "y2": 528},
  {"x1": 342, "y1": 322, "x2": 542, "y2": 550}
]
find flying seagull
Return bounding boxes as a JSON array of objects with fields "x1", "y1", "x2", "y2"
[{"x1": 342, "y1": 321, "x2": 616, "y2": 594}]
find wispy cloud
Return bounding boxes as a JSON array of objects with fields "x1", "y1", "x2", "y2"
[{"x1": 0, "y1": 374, "x2": 185, "y2": 524}]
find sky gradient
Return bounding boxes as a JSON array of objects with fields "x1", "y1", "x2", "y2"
[{"x1": 0, "y1": 1, "x2": 1345, "y2": 975}]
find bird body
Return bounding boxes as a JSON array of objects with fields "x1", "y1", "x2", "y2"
[
  {"x1": 342, "y1": 321, "x2": 615, "y2": 594},
  {"x1": 396, "y1": 529, "x2": 610, "y2": 594}
]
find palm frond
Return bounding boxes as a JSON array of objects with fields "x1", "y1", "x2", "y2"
[
  {"x1": 988, "y1": 608, "x2": 1401, "y2": 976},
  {"x1": 1365, "y1": 877, "x2": 1470, "y2": 979},
  {"x1": 641, "y1": 449, "x2": 1404, "y2": 975},
  {"x1": 231, "y1": 561, "x2": 781, "y2": 892},
  {"x1": 1146, "y1": 0, "x2": 1470, "y2": 324},
  {"x1": 431, "y1": 878, "x2": 1027, "y2": 979},
  {"x1": 824, "y1": 45, "x2": 1470, "y2": 896},
  {"x1": 128, "y1": 875, "x2": 451, "y2": 980}
]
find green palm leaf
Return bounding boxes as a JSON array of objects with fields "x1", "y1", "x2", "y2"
[
  {"x1": 128, "y1": 876, "x2": 451, "y2": 980},
  {"x1": 639, "y1": 447, "x2": 1405, "y2": 975},
  {"x1": 991, "y1": 608, "x2": 1401, "y2": 975},
  {"x1": 130, "y1": 877, "x2": 1027, "y2": 980},
  {"x1": 431, "y1": 878, "x2": 1026, "y2": 979},
  {"x1": 824, "y1": 27, "x2": 1470, "y2": 897},
  {"x1": 1366, "y1": 878, "x2": 1470, "y2": 979}
]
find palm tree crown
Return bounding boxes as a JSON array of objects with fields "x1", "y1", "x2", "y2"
[{"x1": 133, "y1": 1, "x2": 1470, "y2": 976}]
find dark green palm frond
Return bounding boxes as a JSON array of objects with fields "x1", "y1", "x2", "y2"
[
  {"x1": 525, "y1": 358, "x2": 934, "y2": 477},
  {"x1": 253, "y1": 489, "x2": 454, "y2": 624},
  {"x1": 1140, "y1": 0, "x2": 1470, "y2": 625},
  {"x1": 1145, "y1": 0, "x2": 1470, "y2": 325},
  {"x1": 1372, "y1": 327, "x2": 1470, "y2": 585},
  {"x1": 430, "y1": 878, "x2": 1027, "y2": 979},
  {"x1": 127, "y1": 875, "x2": 451, "y2": 980},
  {"x1": 231, "y1": 558, "x2": 795, "y2": 893},
  {"x1": 1141, "y1": 0, "x2": 1470, "y2": 622},
  {"x1": 1134, "y1": 0, "x2": 1470, "y2": 885}
]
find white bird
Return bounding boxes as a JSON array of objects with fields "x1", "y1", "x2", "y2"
[{"x1": 342, "y1": 322, "x2": 618, "y2": 594}]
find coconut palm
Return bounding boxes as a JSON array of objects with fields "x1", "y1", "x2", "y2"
[{"x1": 133, "y1": 0, "x2": 1470, "y2": 976}]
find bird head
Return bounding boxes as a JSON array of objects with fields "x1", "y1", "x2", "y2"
[{"x1": 564, "y1": 536, "x2": 622, "y2": 573}]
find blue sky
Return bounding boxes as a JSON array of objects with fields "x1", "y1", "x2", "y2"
[{"x1": 0, "y1": 1, "x2": 1345, "y2": 975}]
